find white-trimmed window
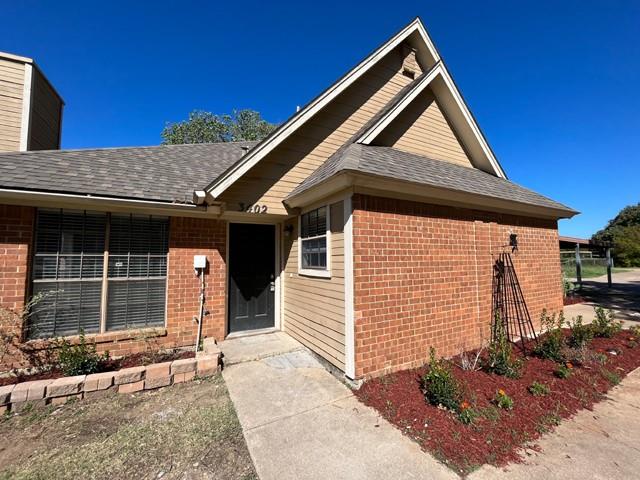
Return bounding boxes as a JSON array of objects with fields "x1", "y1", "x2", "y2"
[
  {"x1": 299, "y1": 206, "x2": 330, "y2": 277},
  {"x1": 29, "y1": 209, "x2": 169, "y2": 339}
]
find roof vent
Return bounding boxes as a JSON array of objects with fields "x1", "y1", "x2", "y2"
[{"x1": 401, "y1": 44, "x2": 419, "y2": 79}]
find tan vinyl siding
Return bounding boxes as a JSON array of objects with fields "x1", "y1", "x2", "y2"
[
  {"x1": 375, "y1": 88, "x2": 472, "y2": 167},
  {"x1": 0, "y1": 58, "x2": 25, "y2": 152},
  {"x1": 28, "y1": 68, "x2": 62, "y2": 150},
  {"x1": 219, "y1": 43, "x2": 422, "y2": 215},
  {"x1": 282, "y1": 201, "x2": 346, "y2": 370}
]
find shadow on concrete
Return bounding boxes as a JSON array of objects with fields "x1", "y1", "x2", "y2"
[{"x1": 576, "y1": 269, "x2": 640, "y2": 321}]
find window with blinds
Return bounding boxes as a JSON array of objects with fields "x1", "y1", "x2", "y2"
[
  {"x1": 28, "y1": 209, "x2": 169, "y2": 339},
  {"x1": 106, "y1": 214, "x2": 168, "y2": 331}
]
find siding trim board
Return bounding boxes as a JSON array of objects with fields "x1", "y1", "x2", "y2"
[{"x1": 18, "y1": 63, "x2": 32, "y2": 151}]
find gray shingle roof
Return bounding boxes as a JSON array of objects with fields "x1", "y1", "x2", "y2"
[
  {"x1": 0, "y1": 142, "x2": 257, "y2": 203},
  {"x1": 289, "y1": 144, "x2": 577, "y2": 215}
]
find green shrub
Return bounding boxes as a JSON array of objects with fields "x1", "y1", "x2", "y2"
[
  {"x1": 562, "y1": 275, "x2": 575, "y2": 297},
  {"x1": 493, "y1": 389, "x2": 514, "y2": 410},
  {"x1": 528, "y1": 381, "x2": 550, "y2": 396},
  {"x1": 554, "y1": 363, "x2": 573, "y2": 379},
  {"x1": 533, "y1": 310, "x2": 566, "y2": 362},
  {"x1": 601, "y1": 368, "x2": 621, "y2": 385},
  {"x1": 485, "y1": 316, "x2": 523, "y2": 378},
  {"x1": 55, "y1": 330, "x2": 109, "y2": 376},
  {"x1": 567, "y1": 315, "x2": 593, "y2": 349},
  {"x1": 421, "y1": 347, "x2": 460, "y2": 411},
  {"x1": 591, "y1": 307, "x2": 622, "y2": 338}
]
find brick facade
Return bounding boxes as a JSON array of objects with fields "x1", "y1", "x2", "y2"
[
  {"x1": 352, "y1": 194, "x2": 563, "y2": 379},
  {"x1": 0, "y1": 205, "x2": 228, "y2": 372}
]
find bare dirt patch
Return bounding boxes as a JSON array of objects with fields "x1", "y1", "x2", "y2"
[{"x1": 0, "y1": 374, "x2": 256, "y2": 480}]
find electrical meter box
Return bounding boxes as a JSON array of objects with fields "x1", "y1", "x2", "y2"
[{"x1": 193, "y1": 255, "x2": 207, "y2": 270}]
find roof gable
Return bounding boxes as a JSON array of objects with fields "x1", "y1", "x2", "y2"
[{"x1": 204, "y1": 18, "x2": 444, "y2": 200}]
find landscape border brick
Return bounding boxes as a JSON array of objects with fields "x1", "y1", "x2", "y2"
[{"x1": 0, "y1": 351, "x2": 220, "y2": 412}]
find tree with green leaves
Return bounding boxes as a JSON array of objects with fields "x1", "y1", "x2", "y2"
[
  {"x1": 161, "y1": 109, "x2": 277, "y2": 145},
  {"x1": 592, "y1": 203, "x2": 640, "y2": 267}
]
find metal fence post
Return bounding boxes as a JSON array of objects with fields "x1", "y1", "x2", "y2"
[
  {"x1": 606, "y1": 247, "x2": 612, "y2": 287},
  {"x1": 575, "y1": 243, "x2": 582, "y2": 289}
]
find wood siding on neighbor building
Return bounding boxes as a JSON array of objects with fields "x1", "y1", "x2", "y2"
[
  {"x1": 28, "y1": 68, "x2": 62, "y2": 151},
  {"x1": 219, "y1": 44, "x2": 423, "y2": 216},
  {"x1": 0, "y1": 58, "x2": 25, "y2": 152},
  {"x1": 352, "y1": 194, "x2": 563, "y2": 379},
  {"x1": 374, "y1": 88, "x2": 472, "y2": 167},
  {"x1": 282, "y1": 201, "x2": 347, "y2": 369}
]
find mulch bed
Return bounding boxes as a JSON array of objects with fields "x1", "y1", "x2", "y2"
[
  {"x1": 563, "y1": 295, "x2": 586, "y2": 305},
  {"x1": 355, "y1": 330, "x2": 640, "y2": 475},
  {"x1": 0, "y1": 350, "x2": 195, "y2": 387}
]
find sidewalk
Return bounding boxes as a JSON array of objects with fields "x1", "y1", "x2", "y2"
[{"x1": 221, "y1": 335, "x2": 455, "y2": 480}]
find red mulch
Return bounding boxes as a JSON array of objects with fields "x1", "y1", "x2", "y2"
[
  {"x1": 0, "y1": 350, "x2": 195, "y2": 387},
  {"x1": 563, "y1": 295, "x2": 586, "y2": 305},
  {"x1": 355, "y1": 330, "x2": 640, "y2": 475}
]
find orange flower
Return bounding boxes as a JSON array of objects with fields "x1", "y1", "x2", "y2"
[
  {"x1": 460, "y1": 401, "x2": 471, "y2": 410},
  {"x1": 566, "y1": 362, "x2": 573, "y2": 369},
  {"x1": 498, "y1": 389, "x2": 506, "y2": 396}
]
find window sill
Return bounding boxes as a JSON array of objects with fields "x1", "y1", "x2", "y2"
[
  {"x1": 24, "y1": 327, "x2": 168, "y2": 350},
  {"x1": 298, "y1": 268, "x2": 331, "y2": 279}
]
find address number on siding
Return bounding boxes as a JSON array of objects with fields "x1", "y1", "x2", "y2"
[{"x1": 238, "y1": 203, "x2": 268, "y2": 214}]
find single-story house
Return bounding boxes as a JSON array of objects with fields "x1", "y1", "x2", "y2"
[{"x1": 0, "y1": 18, "x2": 576, "y2": 379}]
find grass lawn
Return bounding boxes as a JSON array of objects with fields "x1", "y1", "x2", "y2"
[
  {"x1": 562, "y1": 264, "x2": 629, "y2": 279},
  {"x1": 0, "y1": 374, "x2": 256, "y2": 480}
]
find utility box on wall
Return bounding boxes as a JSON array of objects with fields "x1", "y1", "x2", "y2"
[{"x1": 193, "y1": 255, "x2": 207, "y2": 270}]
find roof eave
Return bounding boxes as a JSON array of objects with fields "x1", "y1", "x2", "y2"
[
  {"x1": 0, "y1": 188, "x2": 223, "y2": 217},
  {"x1": 285, "y1": 171, "x2": 578, "y2": 220}
]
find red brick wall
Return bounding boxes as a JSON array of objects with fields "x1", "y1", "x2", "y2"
[
  {"x1": 0, "y1": 205, "x2": 228, "y2": 371},
  {"x1": 165, "y1": 216, "x2": 227, "y2": 346},
  {"x1": 352, "y1": 195, "x2": 563, "y2": 379}
]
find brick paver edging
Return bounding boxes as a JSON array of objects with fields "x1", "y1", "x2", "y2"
[{"x1": 0, "y1": 346, "x2": 220, "y2": 413}]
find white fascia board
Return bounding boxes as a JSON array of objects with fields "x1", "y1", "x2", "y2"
[
  {"x1": 356, "y1": 63, "x2": 443, "y2": 144},
  {"x1": 206, "y1": 18, "x2": 440, "y2": 200}
]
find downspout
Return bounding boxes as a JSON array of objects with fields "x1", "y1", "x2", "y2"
[{"x1": 195, "y1": 270, "x2": 205, "y2": 352}]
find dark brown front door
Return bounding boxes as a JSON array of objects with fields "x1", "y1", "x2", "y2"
[{"x1": 228, "y1": 223, "x2": 275, "y2": 333}]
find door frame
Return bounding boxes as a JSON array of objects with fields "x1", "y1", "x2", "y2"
[{"x1": 225, "y1": 220, "x2": 281, "y2": 338}]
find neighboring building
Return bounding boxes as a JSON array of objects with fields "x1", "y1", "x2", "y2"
[
  {"x1": 0, "y1": 18, "x2": 576, "y2": 379},
  {"x1": 0, "y1": 51, "x2": 64, "y2": 152}
]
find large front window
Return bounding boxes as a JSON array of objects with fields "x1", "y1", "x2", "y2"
[{"x1": 29, "y1": 209, "x2": 169, "y2": 339}]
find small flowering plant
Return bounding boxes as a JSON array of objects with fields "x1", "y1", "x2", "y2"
[
  {"x1": 554, "y1": 362, "x2": 573, "y2": 379},
  {"x1": 457, "y1": 400, "x2": 478, "y2": 425},
  {"x1": 493, "y1": 389, "x2": 514, "y2": 410}
]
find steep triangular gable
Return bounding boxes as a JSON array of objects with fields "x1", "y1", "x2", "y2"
[
  {"x1": 205, "y1": 18, "x2": 443, "y2": 201},
  {"x1": 355, "y1": 62, "x2": 506, "y2": 177}
]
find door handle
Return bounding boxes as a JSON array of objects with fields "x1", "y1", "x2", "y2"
[{"x1": 270, "y1": 281, "x2": 276, "y2": 292}]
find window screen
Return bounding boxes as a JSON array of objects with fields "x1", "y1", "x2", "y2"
[
  {"x1": 300, "y1": 206, "x2": 328, "y2": 270},
  {"x1": 106, "y1": 214, "x2": 168, "y2": 331},
  {"x1": 29, "y1": 209, "x2": 106, "y2": 338}
]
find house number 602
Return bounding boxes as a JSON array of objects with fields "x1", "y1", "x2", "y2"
[{"x1": 238, "y1": 203, "x2": 268, "y2": 214}]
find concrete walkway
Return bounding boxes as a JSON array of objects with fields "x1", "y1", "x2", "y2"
[
  {"x1": 222, "y1": 332, "x2": 640, "y2": 480},
  {"x1": 565, "y1": 268, "x2": 640, "y2": 326},
  {"x1": 469, "y1": 368, "x2": 640, "y2": 480},
  {"x1": 221, "y1": 335, "x2": 455, "y2": 480}
]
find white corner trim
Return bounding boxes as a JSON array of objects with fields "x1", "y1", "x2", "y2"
[
  {"x1": 357, "y1": 63, "x2": 443, "y2": 144},
  {"x1": 206, "y1": 18, "x2": 440, "y2": 200},
  {"x1": 343, "y1": 193, "x2": 355, "y2": 379},
  {"x1": 19, "y1": 63, "x2": 33, "y2": 151}
]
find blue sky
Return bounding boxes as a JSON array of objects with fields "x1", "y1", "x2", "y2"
[{"x1": 2, "y1": 1, "x2": 638, "y2": 238}]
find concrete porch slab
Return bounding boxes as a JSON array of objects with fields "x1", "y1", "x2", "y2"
[{"x1": 220, "y1": 331, "x2": 304, "y2": 366}]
